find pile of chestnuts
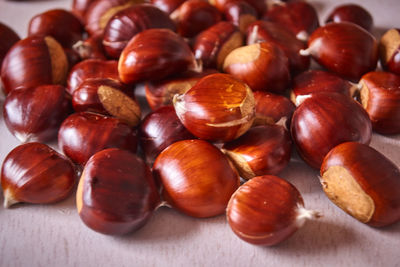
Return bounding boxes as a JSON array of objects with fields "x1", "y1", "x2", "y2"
[{"x1": 1, "y1": 0, "x2": 400, "y2": 247}]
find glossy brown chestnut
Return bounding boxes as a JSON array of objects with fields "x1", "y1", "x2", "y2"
[
  {"x1": 379, "y1": 28, "x2": 400, "y2": 75},
  {"x1": 153, "y1": 139, "x2": 240, "y2": 218},
  {"x1": 72, "y1": 78, "x2": 141, "y2": 126},
  {"x1": 4, "y1": 85, "x2": 71, "y2": 143},
  {"x1": 28, "y1": 9, "x2": 84, "y2": 48},
  {"x1": 145, "y1": 69, "x2": 218, "y2": 111},
  {"x1": 1, "y1": 142, "x2": 76, "y2": 208},
  {"x1": 1, "y1": 36, "x2": 68, "y2": 95},
  {"x1": 223, "y1": 42, "x2": 290, "y2": 93},
  {"x1": 290, "y1": 70, "x2": 356, "y2": 106},
  {"x1": 72, "y1": 34, "x2": 107, "y2": 60},
  {"x1": 227, "y1": 175, "x2": 319, "y2": 245},
  {"x1": 118, "y1": 29, "x2": 195, "y2": 84},
  {"x1": 358, "y1": 71, "x2": 400, "y2": 135},
  {"x1": 84, "y1": 0, "x2": 140, "y2": 36},
  {"x1": 320, "y1": 142, "x2": 400, "y2": 227},
  {"x1": 64, "y1": 48, "x2": 82, "y2": 70},
  {"x1": 72, "y1": 0, "x2": 97, "y2": 22},
  {"x1": 222, "y1": 125, "x2": 292, "y2": 179},
  {"x1": 253, "y1": 91, "x2": 295, "y2": 128},
  {"x1": 210, "y1": 0, "x2": 266, "y2": 17},
  {"x1": 173, "y1": 73, "x2": 255, "y2": 142},
  {"x1": 58, "y1": 112, "x2": 138, "y2": 166},
  {"x1": 246, "y1": 20, "x2": 310, "y2": 74},
  {"x1": 103, "y1": 4, "x2": 176, "y2": 59},
  {"x1": 66, "y1": 59, "x2": 119, "y2": 95},
  {"x1": 263, "y1": 1, "x2": 319, "y2": 41},
  {"x1": 171, "y1": 0, "x2": 222, "y2": 38},
  {"x1": 303, "y1": 22, "x2": 378, "y2": 82},
  {"x1": 77, "y1": 148, "x2": 160, "y2": 235},
  {"x1": 291, "y1": 92, "x2": 372, "y2": 169},
  {"x1": 325, "y1": 4, "x2": 373, "y2": 32},
  {"x1": 139, "y1": 106, "x2": 195, "y2": 165},
  {"x1": 193, "y1": 21, "x2": 243, "y2": 69},
  {"x1": 150, "y1": 0, "x2": 186, "y2": 14},
  {"x1": 223, "y1": 1, "x2": 257, "y2": 34},
  {"x1": 0, "y1": 22, "x2": 20, "y2": 71}
]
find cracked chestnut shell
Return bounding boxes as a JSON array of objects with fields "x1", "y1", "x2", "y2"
[{"x1": 173, "y1": 73, "x2": 255, "y2": 142}]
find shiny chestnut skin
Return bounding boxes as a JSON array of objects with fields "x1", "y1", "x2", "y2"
[
  {"x1": 72, "y1": 78, "x2": 141, "y2": 126},
  {"x1": 145, "y1": 69, "x2": 218, "y2": 111},
  {"x1": 66, "y1": 59, "x2": 119, "y2": 95},
  {"x1": 291, "y1": 92, "x2": 372, "y2": 169},
  {"x1": 72, "y1": 0, "x2": 97, "y2": 22},
  {"x1": 0, "y1": 22, "x2": 20, "y2": 70},
  {"x1": 76, "y1": 148, "x2": 160, "y2": 235},
  {"x1": 28, "y1": 9, "x2": 84, "y2": 49},
  {"x1": 173, "y1": 73, "x2": 255, "y2": 142},
  {"x1": 359, "y1": 71, "x2": 400, "y2": 135},
  {"x1": 210, "y1": 0, "x2": 266, "y2": 17},
  {"x1": 290, "y1": 70, "x2": 355, "y2": 105},
  {"x1": 73, "y1": 34, "x2": 107, "y2": 60},
  {"x1": 305, "y1": 22, "x2": 378, "y2": 82},
  {"x1": 253, "y1": 91, "x2": 295, "y2": 128},
  {"x1": 151, "y1": 0, "x2": 186, "y2": 14},
  {"x1": 246, "y1": 20, "x2": 310, "y2": 74},
  {"x1": 222, "y1": 125, "x2": 292, "y2": 179},
  {"x1": 1, "y1": 36, "x2": 68, "y2": 95},
  {"x1": 227, "y1": 175, "x2": 319, "y2": 246},
  {"x1": 223, "y1": 42, "x2": 290, "y2": 93},
  {"x1": 139, "y1": 106, "x2": 195, "y2": 165},
  {"x1": 4, "y1": 85, "x2": 71, "y2": 143},
  {"x1": 103, "y1": 4, "x2": 176, "y2": 59},
  {"x1": 379, "y1": 28, "x2": 400, "y2": 75},
  {"x1": 263, "y1": 1, "x2": 319, "y2": 41},
  {"x1": 171, "y1": 0, "x2": 222, "y2": 38},
  {"x1": 1, "y1": 142, "x2": 76, "y2": 208},
  {"x1": 193, "y1": 21, "x2": 243, "y2": 69},
  {"x1": 118, "y1": 29, "x2": 195, "y2": 84},
  {"x1": 223, "y1": 1, "x2": 257, "y2": 34},
  {"x1": 325, "y1": 4, "x2": 373, "y2": 32},
  {"x1": 320, "y1": 142, "x2": 400, "y2": 227},
  {"x1": 58, "y1": 112, "x2": 138, "y2": 166},
  {"x1": 153, "y1": 139, "x2": 240, "y2": 218}
]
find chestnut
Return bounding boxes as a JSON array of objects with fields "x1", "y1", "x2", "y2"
[
  {"x1": 73, "y1": 34, "x2": 107, "y2": 60},
  {"x1": 102, "y1": 4, "x2": 176, "y2": 58},
  {"x1": 153, "y1": 139, "x2": 240, "y2": 218},
  {"x1": 291, "y1": 92, "x2": 372, "y2": 169},
  {"x1": 72, "y1": 0, "x2": 97, "y2": 22},
  {"x1": 223, "y1": 42, "x2": 290, "y2": 93},
  {"x1": 171, "y1": 0, "x2": 222, "y2": 38},
  {"x1": 118, "y1": 29, "x2": 195, "y2": 84},
  {"x1": 325, "y1": 4, "x2": 373, "y2": 32},
  {"x1": 58, "y1": 112, "x2": 138, "y2": 166},
  {"x1": 320, "y1": 142, "x2": 400, "y2": 227},
  {"x1": 303, "y1": 22, "x2": 378, "y2": 82},
  {"x1": 72, "y1": 78, "x2": 141, "y2": 127},
  {"x1": 210, "y1": 0, "x2": 266, "y2": 17},
  {"x1": 0, "y1": 22, "x2": 20, "y2": 72},
  {"x1": 173, "y1": 73, "x2": 255, "y2": 142},
  {"x1": 222, "y1": 125, "x2": 292, "y2": 179},
  {"x1": 1, "y1": 36, "x2": 68, "y2": 95},
  {"x1": 290, "y1": 70, "x2": 356, "y2": 105},
  {"x1": 223, "y1": 1, "x2": 257, "y2": 34},
  {"x1": 77, "y1": 148, "x2": 160, "y2": 235},
  {"x1": 227, "y1": 175, "x2": 320, "y2": 246},
  {"x1": 379, "y1": 28, "x2": 400, "y2": 75},
  {"x1": 150, "y1": 0, "x2": 186, "y2": 14},
  {"x1": 28, "y1": 9, "x2": 84, "y2": 49},
  {"x1": 358, "y1": 71, "x2": 400, "y2": 135},
  {"x1": 139, "y1": 106, "x2": 195, "y2": 165},
  {"x1": 253, "y1": 91, "x2": 295, "y2": 128},
  {"x1": 246, "y1": 20, "x2": 310, "y2": 74},
  {"x1": 193, "y1": 21, "x2": 243, "y2": 70},
  {"x1": 1, "y1": 142, "x2": 76, "y2": 208},
  {"x1": 263, "y1": 1, "x2": 319, "y2": 41},
  {"x1": 3, "y1": 85, "x2": 71, "y2": 143},
  {"x1": 145, "y1": 69, "x2": 218, "y2": 111},
  {"x1": 66, "y1": 59, "x2": 119, "y2": 95}
]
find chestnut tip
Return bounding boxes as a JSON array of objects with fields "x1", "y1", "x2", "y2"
[{"x1": 3, "y1": 189, "x2": 18, "y2": 209}]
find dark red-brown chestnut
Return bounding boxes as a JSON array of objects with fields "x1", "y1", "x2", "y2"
[
  {"x1": 0, "y1": 22, "x2": 20, "y2": 72},
  {"x1": 73, "y1": 34, "x2": 107, "y2": 60},
  {"x1": 379, "y1": 28, "x2": 400, "y2": 75},
  {"x1": 210, "y1": 0, "x2": 266, "y2": 17},
  {"x1": 223, "y1": 1, "x2": 257, "y2": 34},
  {"x1": 72, "y1": 0, "x2": 97, "y2": 22},
  {"x1": 325, "y1": 4, "x2": 373, "y2": 32},
  {"x1": 150, "y1": 0, "x2": 186, "y2": 14}
]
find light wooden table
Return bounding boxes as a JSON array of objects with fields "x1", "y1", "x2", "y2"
[{"x1": 1, "y1": 0, "x2": 400, "y2": 266}]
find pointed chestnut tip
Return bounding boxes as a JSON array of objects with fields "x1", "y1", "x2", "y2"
[{"x1": 3, "y1": 189, "x2": 19, "y2": 209}]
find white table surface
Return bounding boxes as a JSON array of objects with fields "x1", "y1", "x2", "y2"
[{"x1": 1, "y1": 0, "x2": 400, "y2": 266}]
